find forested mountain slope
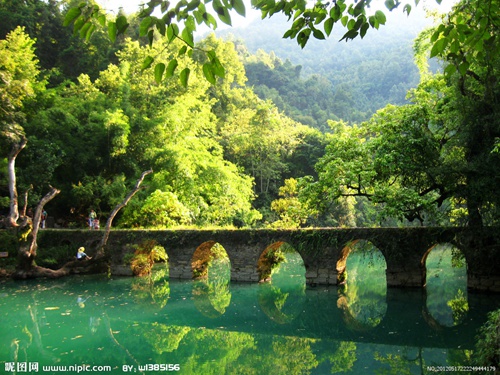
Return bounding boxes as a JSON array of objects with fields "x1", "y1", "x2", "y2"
[{"x1": 212, "y1": 8, "x2": 435, "y2": 128}]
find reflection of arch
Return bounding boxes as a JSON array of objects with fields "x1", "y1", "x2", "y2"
[
  {"x1": 191, "y1": 241, "x2": 230, "y2": 279},
  {"x1": 258, "y1": 282, "x2": 306, "y2": 324},
  {"x1": 192, "y1": 279, "x2": 231, "y2": 319},
  {"x1": 422, "y1": 243, "x2": 468, "y2": 328},
  {"x1": 336, "y1": 295, "x2": 378, "y2": 332},
  {"x1": 257, "y1": 242, "x2": 305, "y2": 282}
]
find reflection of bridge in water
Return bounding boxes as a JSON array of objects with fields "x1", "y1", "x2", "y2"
[
  {"x1": 103, "y1": 281, "x2": 492, "y2": 350},
  {"x1": 40, "y1": 227, "x2": 500, "y2": 291}
]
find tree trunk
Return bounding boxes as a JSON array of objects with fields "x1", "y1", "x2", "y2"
[
  {"x1": 95, "y1": 169, "x2": 153, "y2": 258},
  {"x1": 14, "y1": 186, "x2": 60, "y2": 277},
  {"x1": 11, "y1": 170, "x2": 152, "y2": 279},
  {"x1": 6, "y1": 138, "x2": 27, "y2": 227},
  {"x1": 466, "y1": 193, "x2": 483, "y2": 228}
]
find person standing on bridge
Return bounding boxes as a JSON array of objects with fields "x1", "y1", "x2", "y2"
[{"x1": 88, "y1": 209, "x2": 96, "y2": 229}]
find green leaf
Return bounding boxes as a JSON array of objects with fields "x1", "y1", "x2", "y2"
[
  {"x1": 232, "y1": 0, "x2": 246, "y2": 17},
  {"x1": 213, "y1": 0, "x2": 232, "y2": 26},
  {"x1": 368, "y1": 15, "x2": 378, "y2": 29},
  {"x1": 85, "y1": 24, "x2": 96, "y2": 41},
  {"x1": 210, "y1": 54, "x2": 225, "y2": 78},
  {"x1": 63, "y1": 8, "x2": 82, "y2": 27},
  {"x1": 79, "y1": 22, "x2": 91, "y2": 39},
  {"x1": 203, "y1": 63, "x2": 216, "y2": 85},
  {"x1": 178, "y1": 45, "x2": 188, "y2": 56},
  {"x1": 443, "y1": 64, "x2": 456, "y2": 77},
  {"x1": 458, "y1": 61, "x2": 469, "y2": 75},
  {"x1": 147, "y1": 29, "x2": 154, "y2": 46},
  {"x1": 347, "y1": 18, "x2": 355, "y2": 30},
  {"x1": 165, "y1": 59, "x2": 178, "y2": 78},
  {"x1": 97, "y1": 14, "x2": 107, "y2": 27},
  {"x1": 180, "y1": 67, "x2": 190, "y2": 87},
  {"x1": 330, "y1": 4, "x2": 341, "y2": 21},
  {"x1": 140, "y1": 17, "x2": 153, "y2": 37},
  {"x1": 181, "y1": 27, "x2": 194, "y2": 47},
  {"x1": 167, "y1": 23, "x2": 179, "y2": 41},
  {"x1": 352, "y1": 1, "x2": 365, "y2": 17},
  {"x1": 340, "y1": 29, "x2": 359, "y2": 41},
  {"x1": 185, "y1": 15, "x2": 196, "y2": 32},
  {"x1": 449, "y1": 40, "x2": 460, "y2": 54},
  {"x1": 374, "y1": 10, "x2": 386, "y2": 25},
  {"x1": 431, "y1": 24, "x2": 445, "y2": 42},
  {"x1": 313, "y1": 28, "x2": 325, "y2": 40},
  {"x1": 116, "y1": 15, "x2": 129, "y2": 34},
  {"x1": 141, "y1": 56, "x2": 154, "y2": 70},
  {"x1": 384, "y1": 0, "x2": 396, "y2": 10},
  {"x1": 297, "y1": 29, "x2": 311, "y2": 48},
  {"x1": 154, "y1": 63, "x2": 166, "y2": 84},
  {"x1": 283, "y1": 29, "x2": 294, "y2": 39},
  {"x1": 203, "y1": 13, "x2": 218, "y2": 29},
  {"x1": 324, "y1": 18, "x2": 334, "y2": 36},
  {"x1": 73, "y1": 17, "x2": 84, "y2": 34},
  {"x1": 360, "y1": 22, "x2": 369, "y2": 38},
  {"x1": 108, "y1": 21, "x2": 117, "y2": 42},
  {"x1": 430, "y1": 37, "x2": 448, "y2": 58},
  {"x1": 314, "y1": 12, "x2": 327, "y2": 25},
  {"x1": 156, "y1": 19, "x2": 166, "y2": 35},
  {"x1": 187, "y1": 0, "x2": 200, "y2": 11},
  {"x1": 161, "y1": 1, "x2": 171, "y2": 13}
]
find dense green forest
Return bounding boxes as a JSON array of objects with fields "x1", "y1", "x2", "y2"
[{"x1": 1, "y1": 0, "x2": 499, "y2": 230}]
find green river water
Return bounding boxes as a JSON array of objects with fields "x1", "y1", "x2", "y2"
[{"x1": 0, "y1": 245, "x2": 498, "y2": 375}]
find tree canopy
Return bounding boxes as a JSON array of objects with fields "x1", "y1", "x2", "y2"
[{"x1": 1, "y1": 0, "x2": 499, "y2": 230}]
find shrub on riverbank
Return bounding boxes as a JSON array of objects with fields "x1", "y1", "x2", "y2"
[{"x1": 474, "y1": 308, "x2": 500, "y2": 368}]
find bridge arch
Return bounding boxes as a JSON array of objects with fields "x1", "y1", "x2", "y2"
[
  {"x1": 421, "y1": 242, "x2": 468, "y2": 287},
  {"x1": 336, "y1": 239, "x2": 387, "y2": 285},
  {"x1": 191, "y1": 241, "x2": 230, "y2": 279},
  {"x1": 257, "y1": 241, "x2": 306, "y2": 282}
]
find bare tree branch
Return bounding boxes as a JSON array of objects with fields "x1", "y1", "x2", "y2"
[
  {"x1": 95, "y1": 170, "x2": 153, "y2": 258},
  {"x1": 21, "y1": 185, "x2": 33, "y2": 217},
  {"x1": 28, "y1": 186, "x2": 61, "y2": 257}
]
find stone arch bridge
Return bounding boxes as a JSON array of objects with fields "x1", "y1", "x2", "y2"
[{"x1": 38, "y1": 227, "x2": 500, "y2": 292}]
